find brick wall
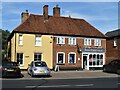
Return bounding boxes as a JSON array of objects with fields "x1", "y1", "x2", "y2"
[
  {"x1": 106, "y1": 36, "x2": 120, "y2": 64},
  {"x1": 53, "y1": 37, "x2": 106, "y2": 69}
]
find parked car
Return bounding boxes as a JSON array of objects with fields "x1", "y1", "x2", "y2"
[
  {"x1": 103, "y1": 60, "x2": 120, "y2": 74},
  {"x1": 0, "y1": 61, "x2": 22, "y2": 78},
  {"x1": 27, "y1": 61, "x2": 51, "y2": 77}
]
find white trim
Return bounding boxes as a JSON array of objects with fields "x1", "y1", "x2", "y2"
[
  {"x1": 18, "y1": 34, "x2": 23, "y2": 45},
  {"x1": 68, "y1": 38, "x2": 76, "y2": 45},
  {"x1": 82, "y1": 52, "x2": 105, "y2": 70},
  {"x1": 35, "y1": 35, "x2": 42, "y2": 46},
  {"x1": 53, "y1": 36, "x2": 106, "y2": 40},
  {"x1": 94, "y1": 39, "x2": 101, "y2": 46},
  {"x1": 68, "y1": 52, "x2": 76, "y2": 64},
  {"x1": 84, "y1": 38, "x2": 91, "y2": 46},
  {"x1": 34, "y1": 53, "x2": 43, "y2": 61},
  {"x1": 16, "y1": 53, "x2": 24, "y2": 66},
  {"x1": 57, "y1": 37, "x2": 65, "y2": 44},
  {"x1": 57, "y1": 52, "x2": 65, "y2": 64}
]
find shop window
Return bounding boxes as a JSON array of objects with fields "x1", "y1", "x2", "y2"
[
  {"x1": 89, "y1": 54, "x2": 92, "y2": 65},
  {"x1": 89, "y1": 54, "x2": 104, "y2": 66}
]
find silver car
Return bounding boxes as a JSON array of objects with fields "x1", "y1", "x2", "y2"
[{"x1": 27, "y1": 61, "x2": 51, "y2": 77}]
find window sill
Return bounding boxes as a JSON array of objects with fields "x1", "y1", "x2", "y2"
[
  {"x1": 35, "y1": 45, "x2": 42, "y2": 47},
  {"x1": 18, "y1": 44, "x2": 23, "y2": 46},
  {"x1": 56, "y1": 63, "x2": 65, "y2": 65}
]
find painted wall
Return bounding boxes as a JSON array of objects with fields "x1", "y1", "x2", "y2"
[{"x1": 10, "y1": 33, "x2": 53, "y2": 69}]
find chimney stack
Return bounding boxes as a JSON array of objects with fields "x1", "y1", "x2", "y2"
[
  {"x1": 43, "y1": 5, "x2": 48, "y2": 20},
  {"x1": 21, "y1": 10, "x2": 29, "y2": 23},
  {"x1": 53, "y1": 4, "x2": 60, "y2": 17}
]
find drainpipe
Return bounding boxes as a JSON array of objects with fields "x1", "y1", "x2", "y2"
[{"x1": 15, "y1": 33, "x2": 16, "y2": 62}]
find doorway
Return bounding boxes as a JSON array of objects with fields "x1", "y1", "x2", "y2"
[{"x1": 83, "y1": 55, "x2": 88, "y2": 70}]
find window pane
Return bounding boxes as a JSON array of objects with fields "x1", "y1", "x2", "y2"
[
  {"x1": 58, "y1": 54, "x2": 63, "y2": 63},
  {"x1": 69, "y1": 54, "x2": 75, "y2": 63}
]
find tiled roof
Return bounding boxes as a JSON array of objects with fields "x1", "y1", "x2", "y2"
[
  {"x1": 106, "y1": 29, "x2": 120, "y2": 37},
  {"x1": 13, "y1": 14, "x2": 106, "y2": 38}
]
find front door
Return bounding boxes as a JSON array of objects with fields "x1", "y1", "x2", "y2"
[{"x1": 83, "y1": 55, "x2": 88, "y2": 70}]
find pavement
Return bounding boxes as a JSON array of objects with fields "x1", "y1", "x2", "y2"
[{"x1": 13, "y1": 70, "x2": 119, "y2": 80}]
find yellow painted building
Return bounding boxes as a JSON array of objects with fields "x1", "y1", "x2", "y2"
[{"x1": 8, "y1": 33, "x2": 53, "y2": 69}]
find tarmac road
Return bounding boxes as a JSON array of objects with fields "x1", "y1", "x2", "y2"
[{"x1": 1, "y1": 70, "x2": 120, "y2": 89}]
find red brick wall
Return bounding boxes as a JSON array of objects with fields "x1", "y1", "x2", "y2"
[
  {"x1": 106, "y1": 36, "x2": 120, "y2": 64},
  {"x1": 53, "y1": 37, "x2": 106, "y2": 69}
]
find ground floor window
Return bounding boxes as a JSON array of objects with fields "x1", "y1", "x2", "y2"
[
  {"x1": 34, "y1": 53, "x2": 42, "y2": 61},
  {"x1": 89, "y1": 54, "x2": 103, "y2": 66},
  {"x1": 57, "y1": 52, "x2": 65, "y2": 64},
  {"x1": 68, "y1": 52, "x2": 76, "y2": 64},
  {"x1": 17, "y1": 53, "x2": 23, "y2": 66}
]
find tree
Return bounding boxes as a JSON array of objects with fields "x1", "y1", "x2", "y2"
[{"x1": 0, "y1": 29, "x2": 10, "y2": 61}]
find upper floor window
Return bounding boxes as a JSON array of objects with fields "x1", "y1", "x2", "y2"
[
  {"x1": 57, "y1": 37, "x2": 65, "y2": 44},
  {"x1": 68, "y1": 38, "x2": 76, "y2": 45},
  {"x1": 35, "y1": 35, "x2": 42, "y2": 46},
  {"x1": 18, "y1": 35, "x2": 23, "y2": 45},
  {"x1": 94, "y1": 39, "x2": 101, "y2": 46},
  {"x1": 114, "y1": 38, "x2": 117, "y2": 47},
  {"x1": 84, "y1": 38, "x2": 91, "y2": 46}
]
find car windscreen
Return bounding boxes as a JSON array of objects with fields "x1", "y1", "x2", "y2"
[
  {"x1": 2, "y1": 62, "x2": 18, "y2": 67},
  {"x1": 35, "y1": 62, "x2": 47, "y2": 67}
]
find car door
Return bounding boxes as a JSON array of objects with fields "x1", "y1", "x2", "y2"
[{"x1": 109, "y1": 61, "x2": 118, "y2": 73}]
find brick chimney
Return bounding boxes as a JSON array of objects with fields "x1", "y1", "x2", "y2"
[
  {"x1": 21, "y1": 10, "x2": 29, "y2": 23},
  {"x1": 43, "y1": 5, "x2": 48, "y2": 20},
  {"x1": 53, "y1": 4, "x2": 60, "y2": 17}
]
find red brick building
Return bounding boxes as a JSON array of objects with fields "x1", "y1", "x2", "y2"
[
  {"x1": 105, "y1": 29, "x2": 120, "y2": 64},
  {"x1": 8, "y1": 5, "x2": 107, "y2": 70}
]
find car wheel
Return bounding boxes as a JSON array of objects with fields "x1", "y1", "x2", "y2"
[
  {"x1": 117, "y1": 70, "x2": 120, "y2": 75},
  {"x1": 103, "y1": 67, "x2": 106, "y2": 72}
]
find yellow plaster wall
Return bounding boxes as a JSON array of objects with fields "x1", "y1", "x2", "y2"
[{"x1": 14, "y1": 33, "x2": 53, "y2": 69}]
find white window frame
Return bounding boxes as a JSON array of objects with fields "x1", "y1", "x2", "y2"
[
  {"x1": 16, "y1": 53, "x2": 24, "y2": 66},
  {"x1": 57, "y1": 37, "x2": 65, "y2": 44},
  {"x1": 68, "y1": 38, "x2": 76, "y2": 45},
  {"x1": 68, "y1": 52, "x2": 76, "y2": 64},
  {"x1": 35, "y1": 35, "x2": 42, "y2": 46},
  {"x1": 84, "y1": 38, "x2": 91, "y2": 46},
  {"x1": 18, "y1": 35, "x2": 23, "y2": 45},
  {"x1": 94, "y1": 39, "x2": 101, "y2": 46},
  {"x1": 114, "y1": 38, "x2": 117, "y2": 47},
  {"x1": 57, "y1": 52, "x2": 65, "y2": 64},
  {"x1": 34, "y1": 53, "x2": 42, "y2": 61}
]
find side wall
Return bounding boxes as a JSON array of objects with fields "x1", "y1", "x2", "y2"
[{"x1": 10, "y1": 33, "x2": 53, "y2": 69}]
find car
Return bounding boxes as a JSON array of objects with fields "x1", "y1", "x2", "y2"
[
  {"x1": 103, "y1": 60, "x2": 120, "y2": 74},
  {"x1": 0, "y1": 61, "x2": 22, "y2": 78},
  {"x1": 27, "y1": 61, "x2": 51, "y2": 77}
]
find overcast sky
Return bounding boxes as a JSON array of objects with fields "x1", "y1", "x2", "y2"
[{"x1": 1, "y1": 1, "x2": 119, "y2": 34}]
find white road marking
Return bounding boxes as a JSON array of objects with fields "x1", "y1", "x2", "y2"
[{"x1": 26, "y1": 84, "x2": 94, "y2": 88}]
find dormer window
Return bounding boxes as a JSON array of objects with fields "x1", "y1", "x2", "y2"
[{"x1": 57, "y1": 37, "x2": 65, "y2": 44}]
